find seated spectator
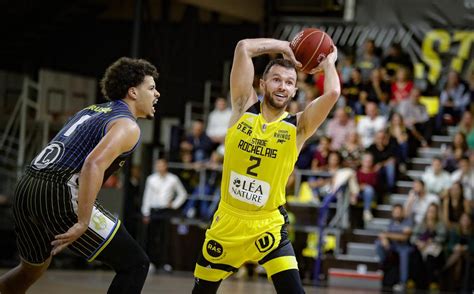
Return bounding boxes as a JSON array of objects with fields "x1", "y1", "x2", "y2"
[
  {"x1": 326, "y1": 107, "x2": 356, "y2": 150},
  {"x1": 443, "y1": 182, "x2": 470, "y2": 228},
  {"x1": 451, "y1": 156, "x2": 474, "y2": 207},
  {"x1": 340, "y1": 131, "x2": 364, "y2": 169},
  {"x1": 442, "y1": 213, "x2": 474, "y2": 292},
  {"x1": 458, "y1": 110, "x2": 474, "y2": 137},
  {"x1": 382, "y1": 43, "x2": 412, "y2": 81},
  {"x1": 397, "y1": 88, "x2": 431, "y2": 152},
  {"x1": 354, "y1": 153, "x2": 378, "y2": 222},
  {"x1": 375, "y1": 204, "x2": 413, "y2": 292},
  {"x1": 356, "y1": 39, "x2": 381, "y2": 82},
  {"x1": 338, "y1": 53, "x2": 355, "y2": 84},
  {"x1": 411, "y1": 203, "x2": 447, "y2": 290},
  {"x1": 443, "y1": 133, "x2": 469, "y2": 172},
  {"x1": 360, "y1": 68, "x2": 391, "y2": 116},
  {"x1": 387, "y1": 112, "x2": 409, "y2": 165},
  {"x1": 357, "y1": 102, "x2": 386, "y2": 148},
  {"x1": 421, "y1": 157, "x2": 452, "y2": 197},
  {"x1": 342, "y1": 68, "x2": 366, "y2": 113},
  {"x1": 404, "y1": 179, "x2": 440, "y2": 225},
  {"x1": 180, "y1": 119, "x2": 214, "y2": 162},
  {"x1": 206, "y1": 97, "x2": 232, "y2": 145},
  {"x1": 437, "y1": 71, "x2": 471, "y2": 129},
  {"x1": 311, "y1": 136, "x2": 332, "y2": 171},
  {"x1": 367, "y1": 130, "x2": 397, "y2": 192},
  {"x1": 391, "y1": 67, "x2": 414, "y2": 107}
]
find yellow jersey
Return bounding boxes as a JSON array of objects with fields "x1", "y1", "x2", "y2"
[{"x1": 221, "y1": 101, "x2": 298, "y2": 211}]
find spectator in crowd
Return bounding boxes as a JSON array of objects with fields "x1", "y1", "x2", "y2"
[
  {"x1": 141, "y1": 158, "x2": 188, "y2": 273},
  {"x1": 438, "y1": 71, "x2": 471, "y2": 128},
  {"x1": 357, "y1": 102, "x2": 386, "y2": 148},
  {"x1": 338, "y1": 53, "x2": 355, "y2": 84},
  {"x1": 182, "y1": 151, "x2": 223, "y2": 220},
  {"x1": 340, "y1": 131, "x2": 364, "y2": 169},
  {"x1": 442, "y1": 182, "x2": 470, "y2": 227},
  {"x1": 391, "y1": 67, "x2": 414, "y2": 107},
  {"x1": 176, "y1": 151, "x2": 199, "y2": 194},
  {"x1": 311, "y1": 136, "x2": 332, "y2": 171},
  {"x1": 367, "y1": 130, "x2": 397, "y2": 192},
  {"x1": 397, "y1": 88, "x2": 430, "y2": 151},
  {"x1": 404, "y1": 179, "x2": 440, "y2": 225},
  {"x1": 354, "y1": 153, "x2": 378, "y2": 222},
  {"x1": 443, "y1": 212, "x2": 474, "y2": 292},
  {"x1": 411, "y1": 203, "x2": 447, "y2": 291},
  {"x1": 387, "y1": 112, "x2": 409, "y2": 166},
  {"x1": 326, "y1": 107, "x2": 356, "y2": 150},
  {"x1": 443, "y1": 132, "x2": 469, "y2": 172},
  {"x1": 421, "y1": 157, "x2": 452, "y2": 197},
  {"x1": 180, "y1": 119, "x2": 214, "y2": 162},
  {"x1": 206, "y1": 97, "x2": 232, "y2": 145},
  {"x1": 375, "y1": 204, "x2": 413, "y2": 292},
  {"x1": 451, "y1": 156, "x2": 474, "y2": 207},
  {"x1": 361, "y1": 68, "x2": 391, "y2": 116},
  {"x1": 382, "y1": 43, "x2": 412, "y2": 81},
  {"x1": 295, "y1": 141, "x2": 316, "y2": 170},
  {"x1": 356, "y1": 39, "x2": 381, "y2": 82},
  {"x1": 342, "y1": 68, "x2": 366, "y2": 113},
  {"x1": 286, "y1": 100, "x2": 300, "y2": 114},
  {"x1": 458, "y1": 110, "x2": 473, "y2": 136}
]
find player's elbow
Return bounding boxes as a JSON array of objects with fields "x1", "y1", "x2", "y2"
[
  {"x1": 326, "y1": 89, "x2": 341, "y2": 100},
  {"x1": 235, "y1": 39, "x2": 250, "y2": 54},
  {"x1": 82, "y1": 158, "x2": 106, "y2": 175}
]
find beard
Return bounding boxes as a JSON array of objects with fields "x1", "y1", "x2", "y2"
[{"x1": 264, "y1": 90, "x2": 291, "y2": 110}]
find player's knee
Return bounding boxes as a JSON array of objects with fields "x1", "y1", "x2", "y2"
[{"x1": 192, "y1": 278, "x2": 221, "y2": 294}]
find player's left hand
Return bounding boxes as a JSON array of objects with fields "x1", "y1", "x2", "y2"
[
  {"x1": 51, "y1": 222, "x2": 88, "y2": 255},
  {"x1": 308, "y1": 45, "x2": 338, "y2": 74}
]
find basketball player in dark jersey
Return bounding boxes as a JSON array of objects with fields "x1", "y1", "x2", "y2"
[{"x1": 0, "y1": 57, "x2": 159, "y2": 294}]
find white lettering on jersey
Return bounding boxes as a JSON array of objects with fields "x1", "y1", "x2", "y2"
[{"x1": 229, "y1": 171, "x2": 270, "y2": 207}]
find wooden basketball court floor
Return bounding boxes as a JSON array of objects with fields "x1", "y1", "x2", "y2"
[{"x1": 0, "y1": 269, "x2": 382, "y2": 293}]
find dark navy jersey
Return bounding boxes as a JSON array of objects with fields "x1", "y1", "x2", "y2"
[{"x1": 30, "y1": 100, "x2": 139, "y2": 182}]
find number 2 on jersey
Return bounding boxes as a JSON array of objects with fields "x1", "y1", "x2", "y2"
[{"x1": 246, "y1": 156, "x2": 261, "y2": 176}]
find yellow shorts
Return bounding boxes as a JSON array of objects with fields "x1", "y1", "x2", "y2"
[{"x1": 194, "y1": 201, "x2": 298, "y2": 282}]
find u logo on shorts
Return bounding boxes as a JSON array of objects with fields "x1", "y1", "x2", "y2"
[{"x1": 255, "y1": 232, "x2": 275, "y2": 253}]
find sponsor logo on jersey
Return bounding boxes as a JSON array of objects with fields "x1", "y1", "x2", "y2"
[
  {"x1": 32, "y1": 141, "x2": 65, "y2": 169},
  {"x1": 92, "y1": 211, "x2": 107, "y2": 230},
  {"x1": 85, "y1": 104, "x2": 112, "y2": 113},
  {"x1": 274, "y1": 130, "x2": 291, "y2": 144},
  {"x1": 229, "y1": 171, "x2": 270, "y2": 207},
  {"x1": 236, "y1": 121, "x2": 253, "y2": 136},
  {"x1": 206, "y1": 240, "x2": 223, "y2": 258},
  {"x1": 255, "y1": 232, "x2": 275, "y2": 253}
]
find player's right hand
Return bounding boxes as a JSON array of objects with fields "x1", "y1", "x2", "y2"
[
  {"x1": 51, "y1": 222, "x2": 88, "y2": 256},
  {"x1": 282, "y1": 41, "x2": 302, "y2": 68}
]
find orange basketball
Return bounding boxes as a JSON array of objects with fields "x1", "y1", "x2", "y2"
[{"x1": 289, "y1": 28, "x2": 334, "y2": 73}]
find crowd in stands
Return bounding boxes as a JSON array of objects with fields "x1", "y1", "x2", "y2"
[{"x1": 141, "y1": 39, "x2": 474, "y2": 288}]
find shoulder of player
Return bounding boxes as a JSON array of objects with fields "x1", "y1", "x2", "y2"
[{"x1": 108, "y1": 118, "x2": 140, "y2": 133}]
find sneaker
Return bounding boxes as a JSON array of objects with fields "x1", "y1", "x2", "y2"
[
  {"x1": 393, "y1": 283, "x2": 406, "y2": 292},
  {"x1": 363, "y1": 210, "x2": 373, "y2": 222}
]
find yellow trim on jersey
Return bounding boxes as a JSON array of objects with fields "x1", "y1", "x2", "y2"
[
  {"x1": 20, "y1": 256, "x2": 49, "y2": 267},
  {"x1": 262, "y1": 256, "x2": 298, "y2": 277},
  {"x1": 194, "y1": 264, "x2": 234, "y2": 282},
  {"x1": 87, "y1": 219, "x2": 121, "y2": 262}
]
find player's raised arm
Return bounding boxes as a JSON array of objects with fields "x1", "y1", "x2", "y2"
[
  {"x1": 296, "y1": 46, "x2": 340, "y2": 150},
  {"x1": 229, "y1": 39, "x2": 300, "y2": 125}
]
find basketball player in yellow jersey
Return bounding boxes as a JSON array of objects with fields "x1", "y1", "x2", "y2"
[{"x1": 192, "y1": 39, "x2": 340, "y2": 294}]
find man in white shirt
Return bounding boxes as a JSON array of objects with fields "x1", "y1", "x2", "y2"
[
  {"x1": 404, "y1": 179, "x2": 440, "y2": 225},
  {"x1": 141, "y1": 158, "x2": 187, "y2": 272},
  {"x1": 421, "y1": 157, "x2": 452, "y2": 196},
  {"x1": 451, "y1": 156, "x2": 474, "y2": 202},
  {"x1": 357, "y1": 102, "x2": 386, "y2": 148},
  {"x1": 206, "y1": 97, "x2": 232, "y2": 144}
]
